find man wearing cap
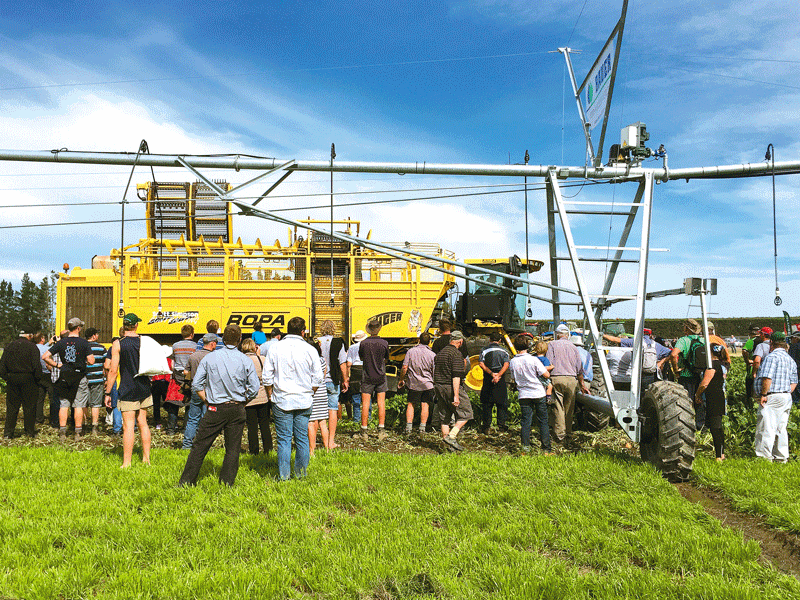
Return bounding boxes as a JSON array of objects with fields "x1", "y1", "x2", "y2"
[
  {"x1": 182, "y1": 332, "x2": 218, "y2": 449},
  {"x1": 742, "y1": 325, "x2": 763, "y2": 408},
  {"x1": 670, "y1": 318, "x2": 705, "y2": 426},
  {"x1": 751, "y1": 327, "x2": 774, "y2": 387},
  {"x1": 178, "y1": 324, "x2": 259, "y2": 486},
  {"x1": 753, "y1": 332, "x2": 798, "y2": 462},
  {"x1": 346, "y1": 329, "x2": 367, "y2": 422},
  {"x1": 42, "y1": 318, "x2": 95, "y2": 442},
  {"x1": 195, "y1": 319, "x2": 223, "y2": 351},
  {"x1": 603, "y1": 327, "x2": 671, "y2": 394},
  {"x1": 433, "y1": 330, "x2": 473, "y2": 451},
  {"x1": 104, "y1": 313, "x2": 152, "y2": 467},
  {"x1": 545, "y1": 324, "x2": 588, "y2": 446},
  {"x1": 0, "y1": 329, "x2": 43, "y2": 438}
]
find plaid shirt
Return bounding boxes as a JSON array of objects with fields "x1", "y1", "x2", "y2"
[{"x1": 755, "y1": 348, "x2": 798, "y2": 394}]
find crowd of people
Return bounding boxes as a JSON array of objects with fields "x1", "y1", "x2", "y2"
[{"x1": 1, "y1": 314, "x2": 799, "y2": 482}]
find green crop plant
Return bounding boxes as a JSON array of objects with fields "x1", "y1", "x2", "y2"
[{"x1": 1, "y1": 447, "x2": 798, "y2": 599}]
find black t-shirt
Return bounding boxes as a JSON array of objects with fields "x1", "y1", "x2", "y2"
[
  {"x1": 118, "y1": 336, "x2": 152, "y2": 403},
  {"x1": 49, "y1": 336, "x2": 92, "y2": 375},
  {"x1": 358, "y1": 336, "x2": 389, "y2": 384},
  {"x1": 705, "y1": 360, "x2": 726, "y2": 418}
]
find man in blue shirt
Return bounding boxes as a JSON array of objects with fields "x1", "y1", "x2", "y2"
[{"x1": 179, "y1": 324, "x2": 259, "y2": 486}]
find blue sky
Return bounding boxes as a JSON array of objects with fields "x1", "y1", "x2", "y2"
[{"x1": 0, "y1": 0, "x2": 798, "y2": 325}]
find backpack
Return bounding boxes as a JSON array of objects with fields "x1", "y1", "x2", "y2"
[
  {"x1": 684, "y1": 336, "x2": 708, "y2": 376},
  {"x1": 641, "y1": 339, "x2": 658, "y2": 374}
]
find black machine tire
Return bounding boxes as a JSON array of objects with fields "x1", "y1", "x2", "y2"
[
  {"x1": 574, "y1": 366, "x2": 611, "y2": 432},
  {"x1": 639, "y1": 380, "x2": 696, "y2": 482}
]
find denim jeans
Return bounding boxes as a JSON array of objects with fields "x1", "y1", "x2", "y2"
[
  {"x1": 109, "y1": 382, "x2": 122, "y2": 434},
  {"x1": 272, "y1": 404, "x2": 312, "y2": 480},
  {"x1": 326, "y1": 382, "x2": 340, "y2": 410},
  {"x1": 520, "y1": 397, "x2": 550, "y2": 451},
  {"x1": 352, "y1": 392, "x2": 371, "y2": 422},
  {"x1": 182, "y1": 390, "x2": 207, "y2": 449}
]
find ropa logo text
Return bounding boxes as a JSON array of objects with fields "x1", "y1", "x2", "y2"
[
  {"x1": 226, "y1": 313, "x2": 287, "y2": 328},
  {"x1": 369, "y1": 311, "x2": 402, "y2": 327}
]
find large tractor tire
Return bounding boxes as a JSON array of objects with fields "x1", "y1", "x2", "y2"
[
  {"x1": 639, "y1": 380, "x2": 696, "y2": 482},
  {"x1": 574, "y1": 367, "x2": 611, "y2": 432}
]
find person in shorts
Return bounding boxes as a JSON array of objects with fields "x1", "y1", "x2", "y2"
[
  {"x1": 399, "y1": 332, "x2": 435, "y2": 435},
  {"x1": 433, "y1": 330, "x2": 473, "y2": 452},
  {"x1": 81, "y1": 327, "x2": 107, "y2": 436},
  {"x1": 357, "y1": 319, "x2": 390, "y2": 441},
  {"x1": 104, "y1": 314, "x2": 152, "y2": 468},
  {"x1": 42, "y1": 317, "x2": 95, "y2": 442}
]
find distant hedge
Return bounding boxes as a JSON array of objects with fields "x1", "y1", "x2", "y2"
[{"x1": 605, "y1": 317, "x2": 794, "y2": 339}]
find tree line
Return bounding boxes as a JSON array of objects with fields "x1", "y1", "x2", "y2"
[{"x1": 0, "y1": 273, "x2": 56, "y2": 344}]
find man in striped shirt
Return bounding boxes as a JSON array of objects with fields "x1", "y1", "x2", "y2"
[
  {"x1": 754, "y1": 331, "x2": 798, "y2": 462},
  {"x1": 82, "y1": 328, "x2": 107, "y2": 436}
]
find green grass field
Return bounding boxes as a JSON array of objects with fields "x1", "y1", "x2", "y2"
[
  {"x1": 693, "y1": 456, "x2": 800, "y2": 534},
  {"x1": 1, "y1": 447, "x2": 798, "y2": 599}
]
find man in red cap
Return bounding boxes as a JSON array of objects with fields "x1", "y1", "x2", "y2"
[{"x1": 742, "y1": 325, "x2": 764, "y2": 408}]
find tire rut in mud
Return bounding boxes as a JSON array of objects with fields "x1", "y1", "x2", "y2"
[{"x1": 675, "y1": 482, "x2": 800, "y2": 580}]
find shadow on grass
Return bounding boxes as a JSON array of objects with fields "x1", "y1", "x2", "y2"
[{"x1": 246, "y1": 452, "x2": 280, "y2": 480}]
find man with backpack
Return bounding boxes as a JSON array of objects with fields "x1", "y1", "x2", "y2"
[
  {"x1": 603, "y1": 327, "x2": 670, "y2": 395},
  {"x1": 670, "y1": 318, "x2": 707, "y2": 430}
]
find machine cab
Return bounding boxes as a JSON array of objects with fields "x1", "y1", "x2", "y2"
[{"x1": 458, "y1": 256, "x2": 543, "y2": 333}]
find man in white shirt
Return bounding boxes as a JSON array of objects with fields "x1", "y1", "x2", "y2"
[{"x1": 262, "y1": 317, "x2": 324, "y2": 481}]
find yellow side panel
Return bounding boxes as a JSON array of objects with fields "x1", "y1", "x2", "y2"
[{"x1": 350, "y1": 280, "x2": 447, "y2": 338}]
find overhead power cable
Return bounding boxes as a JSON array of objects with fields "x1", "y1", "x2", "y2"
[
  {"x1": 0, "y1": 180, "x2": 608, "y2": 209},
  {"x1": 1, "y1": 51, "x2": 553, "y2": 93}
]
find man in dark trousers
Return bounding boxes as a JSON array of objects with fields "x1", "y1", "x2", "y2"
[
  {"x1": 478, "y1": 331, "x2": 510, "y2": 435},
  {"x1": 179, "y1": 324, "x2": 259, "y2": 487},
  {"x1": 0, "y1": 330, "x2": 43, "y2": 438}
]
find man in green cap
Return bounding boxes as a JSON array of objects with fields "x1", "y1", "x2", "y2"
[{"x1": 105, "y1": 313, "x2": 152, "y2": 468}]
